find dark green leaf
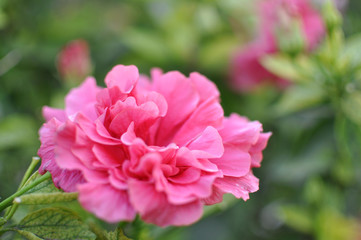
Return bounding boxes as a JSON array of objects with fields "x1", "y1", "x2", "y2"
[{"x1": 16, "y1": 207, "x2": 96, "y2": 240}]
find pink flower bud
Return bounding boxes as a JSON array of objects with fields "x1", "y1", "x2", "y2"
[{"x1": 57, "y1": 39, "x2": 92, "y2": 85}]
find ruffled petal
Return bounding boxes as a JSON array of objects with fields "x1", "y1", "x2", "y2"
[
  {"x1": 65, "y1": 77, "x2": 100, "y2": 120},
  {"x1": 213, "y1": 171, "x2": 259, "y2": 201},
  {"x1": 38, "y1": 118, "x2": 85, "y2": 192},
  {"x1": 78, "y1": 183, "x2": 136, "y2": 222},
  {"x1": 128, "y1": 180, "x2": 203, "y2": 227},
  {"x1": 105, "y1": 65, "x2": 139, "y2": 94}
]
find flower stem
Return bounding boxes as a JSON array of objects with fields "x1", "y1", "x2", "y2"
[
  {"x1": 3, "y1": 157, "x2": 41, "y2": 219},
  {"x1": 0, "y1": 172, "x2": 51, "y2": 212},
  {"x1": 18, "y1": 157, "x2": 41, "y2": 190},
  {"x1": 4, "y1": 203, "x2": 18, "y2": 221},
  {"x1": 333, "y1": 112, "x2": 354, "y2": 185}
]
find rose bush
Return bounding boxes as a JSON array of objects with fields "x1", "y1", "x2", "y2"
[
  {"x1": 230, "y1": 0, "x2": 325, "y2": 92},
  {"x1": 38, "y1": 65, "x2": 270, "y2": 227}
]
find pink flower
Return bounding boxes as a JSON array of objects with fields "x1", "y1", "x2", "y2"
[
  {"x1": 230, "y1": 0, "x2": 325, "y2": 92},
  {"x1": 57, "y1": 39, "x2": 92, "y2": 84},
  {"x1": 38, "y1": 65, "x2": 270, "y2": 226}
]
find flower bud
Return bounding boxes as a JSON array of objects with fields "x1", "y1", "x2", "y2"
[
  {"x1": 274, "y1": 19, "x2": 305, "y2": 55},
  {"x1": 57, "y1": 39, "x2": 92, "y2": 86},
  {"x1": 322, "y1": 0, "x2": 342, "y2": 33}
]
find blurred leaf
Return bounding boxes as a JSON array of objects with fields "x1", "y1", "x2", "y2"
[
  {"x1": 0, "y1": 9, "x2": 7, "y2": 29},
  {"x1": 199, "y1": 36, "x2": 238, "y2": 71},
  {"x1": 275, "y1": 85, "x2": 326, "y2": 115},
  {"x1": 270, "y1": 147, "x2": 333, "y2": 184},
  {"x1": 0, "y1": 115, "x2": 37, "y2": 150},
  {"x1": 16, "y1": 207, "x2": 96, "y2": 240},
  {"x1": 279, "y1": 205, "x2": 313, "y2": 234},
  {"x1": 261, "y1": 54, "x2": 314, "y2": 83},
  {"x1": 122, "y1": 29, "x2": 168, "y2": 64},
  {"x1": 195, "y1": 4, "x2": 222, "y2": 33},
  {"x1": 320, "y1": 29, "x2": 344, "y2": 64},
  {"x1": 316, "y1": 207, "x2": 360, "y2": 240},
  {"x1": 166, "y1": 24, "x2": 198, "y2": 63},
  {"x1": 303, "y1": 177, "x2": 324, "y2": 205},
  {"x1": 332, "y1": 159, "x2": 355, "y2": 186},
  {"x1": 0, "y1": 50, "x2": 22, "y2": 76},
  {"x1": 343, "y1": 33, "x2": 361, "y2": 66},
  {"x1": 342, "y1": 90, "x2": 361, "y2": 125}
]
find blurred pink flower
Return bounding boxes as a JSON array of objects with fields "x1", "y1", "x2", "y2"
[
  {"x1": 57, "y1": 39, "x2": 92, "y2": 84},
  {"x1": 230, "y1": 0, "x2": 325, "y2": 92},
  {"x1": 38, "y1": 65, "x2": 270, "y2": 226}
]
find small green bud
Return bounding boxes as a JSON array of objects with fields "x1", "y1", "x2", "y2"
[
  {"x1": 322, "y1": 0, "x2": 342, "y2": 33},
  {"x1": 275, "y1": 19, "x2": 305, "y2": 56}
]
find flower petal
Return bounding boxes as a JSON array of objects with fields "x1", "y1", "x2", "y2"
[
  {"x1": 105, "y1": 65, "x2": 139, "y2": 93},
  {"x1": 78, "y1": 183, "x2": 136, "y2": 222},
  {"x1": 128, "y1": 180, "x2": 203, "y2": 227}
]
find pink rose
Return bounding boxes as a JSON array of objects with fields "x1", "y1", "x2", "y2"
[
  {"x1": 38, "y1": 65, "x2": 270, "y2": 226},
  {"x1": 57, "y1": 39, "x2": 92, "y2": 84},
  {"x1": 230, "y1": 0, "x2": 325, "y2": 92}
]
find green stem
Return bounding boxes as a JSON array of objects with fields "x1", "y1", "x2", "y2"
[
  {"x1": 4, "y1": 203, "x2": 18, "y2": 221},
  {"x1": 333, "y1": 112, "x2": 354, "y2": 185},
  {"x1": 334, "y1": 113, "x2": 352, "y2": 164},
  {"x1": 4, "y1": 157, "x2": 41, "y2": 219},
  {"x1": 18, "y1": 157, "x2": 41, "y2": 190},
  {"x1": 0, "y1": 172, "x2": 51, "y2": 212}
]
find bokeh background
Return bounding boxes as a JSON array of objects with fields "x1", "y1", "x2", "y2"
[{"x1": 1, "y1": 0, "x2": 361, "y2": 239}]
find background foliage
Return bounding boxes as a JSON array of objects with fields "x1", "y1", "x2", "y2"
[{"x1": 1, "y1": 0, "x2": 361, "y2": 239}]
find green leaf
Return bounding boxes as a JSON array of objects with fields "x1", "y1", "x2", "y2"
[
  {"x1": 16, "y1": 192, "x2": 78, "y2": 205},
  {"x1": 279, "y1": 205, "x2": 313, "y2": 234},
  {"x1": 16, "y1": 207, "x2": 96, "y2": 240},
  {"x1": 106, "y1": 226, "x2": 131, "y2": 240},
  {"x1": 261, "y1": 54, "x2": 314, "y2": 83}
]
